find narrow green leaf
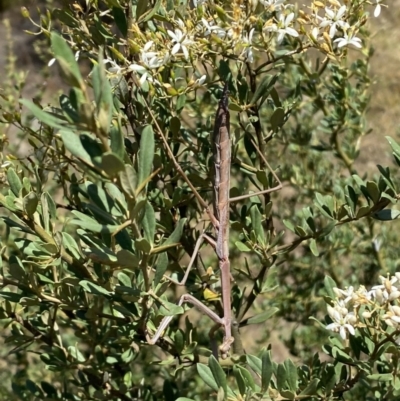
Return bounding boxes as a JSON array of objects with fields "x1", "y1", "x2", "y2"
[
  {"x1": 137, "y1": 125, "x2": 155, "y2": 192},
  {"x1": 299, "y1": 378, "x2": 320, "y2": 395},
  {"x1": 309, "y1": 238, "x2": 319, "y2": 256},
  {"x1": 270, "y1": 108, "x2": 285, "y2": 131},
  {"x1": 197, "y1": 364, "x2": 219, "y2": 391},
  {"x1": 236, "y1": 365, "x2": 256, "y2": 391},
  {"x1": 284, "y1": 359, "x2": 298, "y2": 392},
  {"x1": 79, "y1": 280, "x2": 112, "y2": 296},
  {"x1": 51, "y1": 32, "x2": 83, "y2": 89},
  {"x1": 7, "y1": 168, "x2": 22, "y2": 196},
  {"x1": 163, "y1": 218, "x2": 186, "y2": 246},
  {"x1": 246, "y1": 354, "x2": 262, "y2": 375},
  {"x1": 62, "y1": 232, "x2": 82, "y2": 260},
  {"x1": 20, "y1": 100, "x2": 66, "y2": 130},
  {"x1": 141, "y1": 0, "x2": 162, "y2": 22},
  {"x1": 112, "y1": 7, "x2": 127, "y2": 36},
  {"x1": 250, "y1": 74, "x2": 279, "y2": 105},
  {"x1": 119, "y1": 164, "x2": 137, "y2": 198},
  {"x1": 261, "y1": 350, "x2": 273, "y2": 392},
  {"x1": 235, "y1": 241, "x2": 251, "y2": 252},
  {"x1": 136, "y1": 0, "x2": 148, "y2": 19},
  {"x1": 247, "y1": 308, "x2": 279, "y2": 325},
  {"x1": 23, "y1": 192, "x2": 39, "y2": 218},
  {"x1": 154, "y1": 252, "x2": 168, "y2": 285},
  {"x1": 233, "y1": 366, "x2": 246, "y2": 396},
  {"x1": 60, "y1": 130, "x2": 92, "y2": 162},
  {"x1": 276, "y1": 363, "x2": 287, "y2": 391},
  {"x1": 110, "y1": 121, "x2": 125, "y2": 159},
  {"x1": 209, "y1": 355, "x2": 227, "y2": 394},
  {"x1": 324, "y1": 276, "x2": 337, "y2": 299},
  {"x1": 366, "y1": 373, "x2": 393, "y2": 382},
  {"x1": 142, "y1": 201, "x2": 156, "y2": 245},
  {"x1": 366, "y1": 181, "x2": 380, "y2": 204},
  {"x1": 250, "y1": 204, "x2": 265, "y2": 243},
  {"x1": 157, "y1": 299, "x2": 184, "y2": 317}
]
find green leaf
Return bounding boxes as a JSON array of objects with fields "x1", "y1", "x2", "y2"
[
  {"x1": 276, "y1": 363, "x2": 287, "y2": 391},
  {"x1": 250, "y1": 74, "x2": 279, "y2": 105},
  {"x1": 324, "y1": 276, "x2": 337, "y2": 299},
  {"x1": 60, "y1": 130, "x2": 92, "y2": 163},
  {"x1": 136, "y1": 0, "x2": 148, "y2": 19},
  {"x1": 233, "y1": 366, "x2": 246, "y2": 396},
  {"x1": 261, "y1": 350, "x2": 273, "y2": 392},
  {"x1": 236, "y1": 365, "x2": 256, "y2": 391},
  {"x1": 7, "y1": 168, "x2": 22, "y2": 196},
  {"x1": 112, "y1": 7, "x2": 127, "y2": 36},
  {"x1": 141, "y1": 0, "x2": 162, "y2": 22},
  {"x1": 41, "y1": 192, "x2": 56, "y2": 232},
  {"x1": 51, "y1": 32, "x2": 84, "y2": 89},
  {"x1": 246, "y1": 354, "x2": 261, "y2": 375},
  {"x1": 117, "y1": 249, "x2": 140, "y2": 268},
  {"x1": 119, "y1": 164, "x2": 137, "y2": 198},
  {"x1": 250, "y1": 204, "x2": 265, "y2": 243},
  {"x1": 176, "y1": 94, "x2": 187, "y2": 113},
  {"x1": 68, "y1": 345, "x2": 86, "y2": 362},
  {"x1": 142, "y1": 201, "x2": 156, "y2": 245},
  {"x1": 197, "y1": 364, "x2": 219, "y2": 391},
  {"x1": 100, "y1": 152, "x2": 125, "y2": 176},
  {"x1": 367, "y1": 373, "x2": 393, "y2": 382},
  {"x1": 366, "y1": 181, "x2": 380, "y2": 204},
  {"x1": 163, "y1": 218, "x2": 186, "y2": 246},
  {"x1": 23, "y1": 192, "x2": 39, "y2": 218},
  {"x1": 309, "y1": 238, "x2": 319, "y2": 256},
  {"x1": 79, "y1": 280, "x2": 112, "y2": 297},
  {"x1": 92, "y1": 54, "x2": 113, "y2": 134},
  {"x1": 373, "y1": 209, "x2": 400, "y2": 221},
  {"x1": 235, "y1": 241, "x2": 251, "y2": 252},
  {"x1": 20, "y1": 100, "x2": 66, "y2": 130},
  {"x1": 284, "y1": 359, "x2": 298, "y2": 392},
  {"x1": 154, "y1": 252, "x2": 168, "y2": 286},
  {"x1": 110, "y1": 121, "x2": 125, "y2": 160},
  {"x1": 209, "y1": 355, "x2": 227, "y2": 394},
  {"x1": 299, "y1": 378, "x2": 320, "y2": 395},
  {"x1": 158, "y1": 300, "x2": 184, "y2": 317},
  {"x1": 246, "y1": 308, "x2": 279, "y2": 325},
  {"x1": 270, "y1": 108, "x2": 285, "y2": 131},
  {"x1": 71, "y1": 211, "x2": 119, "y2": 234},
  {"x1": 62, "y1": 232, "x2": 82, "y2": 259},
  {"x1": 137, "y1": 125, "x2": 155, "y2": 193}
]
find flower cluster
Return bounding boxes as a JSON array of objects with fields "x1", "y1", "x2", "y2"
[
  {"x1": 51, "y1": 0, "x2": 387, "y2": 92},
  {"x1": 326, "y1": 273, "x2": 400, "y2": 340}
]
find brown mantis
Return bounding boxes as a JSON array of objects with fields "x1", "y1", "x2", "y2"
[{"x1": 146, "y1": 82, "x2": 282, "y2": 358}]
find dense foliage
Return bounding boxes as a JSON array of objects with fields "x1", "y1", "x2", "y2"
[{"x1": 0, "y1": 0, "x2": 399, "y2": 400}]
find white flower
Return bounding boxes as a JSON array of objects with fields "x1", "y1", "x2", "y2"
[
  {"x1": 259, "y1": 0, "x2": 286, "y2": 11},
  {"x1": 383, "y1": 305, "x2": 400, "y2": 327},
  {"x1": 103, "y1": 58, "x2": 123, "y2": 74},
  {"x1": 334, "y1": 32, "x2": 362, "y2": 48},
  {"x1": 310, "y1": 27, "x2": 321, "y2": 42},
  {"x1": 264, "y1": 13, "x2": 299, "y2": 44},
  {"x1": 326, "y1": 305, "x2": 356, "y2": 340},
  {"x1": 242, "y1": 28, "x2": 255, "y2": 63},
  {"x1": 167, "y1": 27, "x2": 194, "y2": 59},
  {"x1": 318, "y1": 5, "x2": 349, "y2": 38},
  {"x1": 195, "y1": 74, "x2": 207, "y2": 86},
  {"x1": 201, "y1": 18, "x2": 227, "y2": 38},
  {"x1": 374, "y1": 0, "x2": 383, "y2": 17}
]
